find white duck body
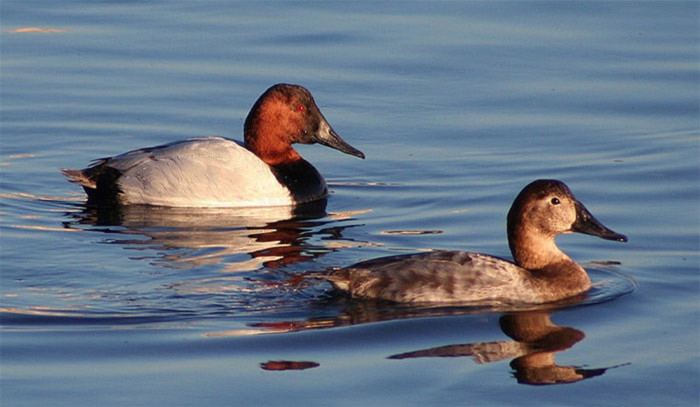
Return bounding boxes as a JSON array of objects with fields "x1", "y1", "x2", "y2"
[{"x1": 81, "y1": 137, "x2": 296, "y2": 207}]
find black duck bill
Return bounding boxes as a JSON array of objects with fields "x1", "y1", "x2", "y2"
[{"x1": 572, "y1": 201, "x2": 628, "y2": 242}]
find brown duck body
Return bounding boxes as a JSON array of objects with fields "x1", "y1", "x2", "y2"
[{"x1": 319, "y1": 180, "x2": 627, "y2": 305}]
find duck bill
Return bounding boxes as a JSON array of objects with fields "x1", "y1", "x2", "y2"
[
  {"x1": 572, "y1": 201, "x2": 628, "y2": 242},
  {"x1": 314, "y1": 117, "x2": 365, "y2": 159}
]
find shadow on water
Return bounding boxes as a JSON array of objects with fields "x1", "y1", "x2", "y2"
[
  {"x1": 60, "y1": 198, "x2": 369, "y2": 272},
  {"x1": 387, "y1": 311, "x2": 629, "y2": 386},
  {"x1": 251, "y1": 306, "x2": 630, "y2": 385}
]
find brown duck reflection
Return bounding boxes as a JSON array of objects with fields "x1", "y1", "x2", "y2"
[
  {"x1": 63, "y1": 200, "x2": 368, "y2": 272},
  {"x1": 389, "y1": 311, "x2": 619, "y2": 385},
  {"x1": 242, "y1": 307, "x2": 625, "y2": 383},
  {"x1": 260, "y1": 360, "x2": 320, "y2": 371}
]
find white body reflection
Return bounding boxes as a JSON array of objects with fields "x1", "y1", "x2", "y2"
[{"x1": 64, "y1": 200, "x2": 351, "y2": 273}]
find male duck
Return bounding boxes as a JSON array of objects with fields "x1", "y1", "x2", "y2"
[
  {"x1": 318, "y1": 180, "x2": 627, "y2": 305},
  {"x1": 61, "y1": 84, "x2": 364, "y2": 207}
]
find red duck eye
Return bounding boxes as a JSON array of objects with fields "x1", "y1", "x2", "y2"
[{"x1": 296, "y1": 104, "x2": 305, "y2": 112}]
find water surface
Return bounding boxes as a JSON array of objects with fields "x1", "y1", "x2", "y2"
[{"x1": 1, "y1": 1, "x2": 698, "y2": 406}]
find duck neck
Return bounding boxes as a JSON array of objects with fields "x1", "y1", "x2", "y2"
[
  {"x1": 509, "y1": 229, "x2": 568, "y2": 270},
  {"x1": 508, "y1": 229, "x2": 591, "y2": 289},
  {"x1": 244, "y1": 102, "x2": 303, "y2": 166},
  {"x1": 244, "y1": 128, "x2": 302, "y2": 166}
]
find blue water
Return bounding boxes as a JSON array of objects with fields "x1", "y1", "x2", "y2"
[{"x1": 1, "y1": 1, "x2": 698, "y2": 406}]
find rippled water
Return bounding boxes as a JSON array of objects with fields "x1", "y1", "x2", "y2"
[{"x1": 2, "y1": 2, "x2": 698, "y2": 406}]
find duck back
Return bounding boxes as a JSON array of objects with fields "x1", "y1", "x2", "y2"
[{"x1": 323, "y1": 250, "x2": 537, "y2": 304}]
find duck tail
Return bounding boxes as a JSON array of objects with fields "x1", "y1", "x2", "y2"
[
  {"x1": 304, "y1": 268, "x2": 351, "y2": 292},
  {"x1": 60, "y1": 168, "x2": 96, "y2": 189}
]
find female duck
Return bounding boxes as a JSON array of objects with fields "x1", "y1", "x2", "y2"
[
  {"x1": 319, "y1": 180, "x2": 627, "y2": 305},
  {"x1": 62, "y1": 84, "x2": 364, "y2": 207}
]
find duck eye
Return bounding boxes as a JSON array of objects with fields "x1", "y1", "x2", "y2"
[
  {"x1": 296, "y1": 104, "x2": 305, "y2": 112},
  {"x1": 551, "y1": 197, "x2": 561, "y2": 205}
]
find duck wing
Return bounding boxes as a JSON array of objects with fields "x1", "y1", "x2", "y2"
[{"x1": 323, "y1": 250, "x2": 530, "y2": 303}]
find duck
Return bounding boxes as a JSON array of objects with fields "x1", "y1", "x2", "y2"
[
  {"x1": 61, "y1": 83, "x2": 364, "y2": 207},
  {"x1": 317, "y1": 179, "x2": 627, "y2": 305}
]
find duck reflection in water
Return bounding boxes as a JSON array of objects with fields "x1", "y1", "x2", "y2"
[
  {"x1": 246, "y1": 308, "x2": 626, "y2": 384},
  {"x1": 388, "y1": 311, "x2": 625, "y2": 386},
  {"x1": 63, "y1": 199, "x2": 367, "y2": 272},
  {"x1": 260, "y1": 360, "x2": 320, "y2": 372}
]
